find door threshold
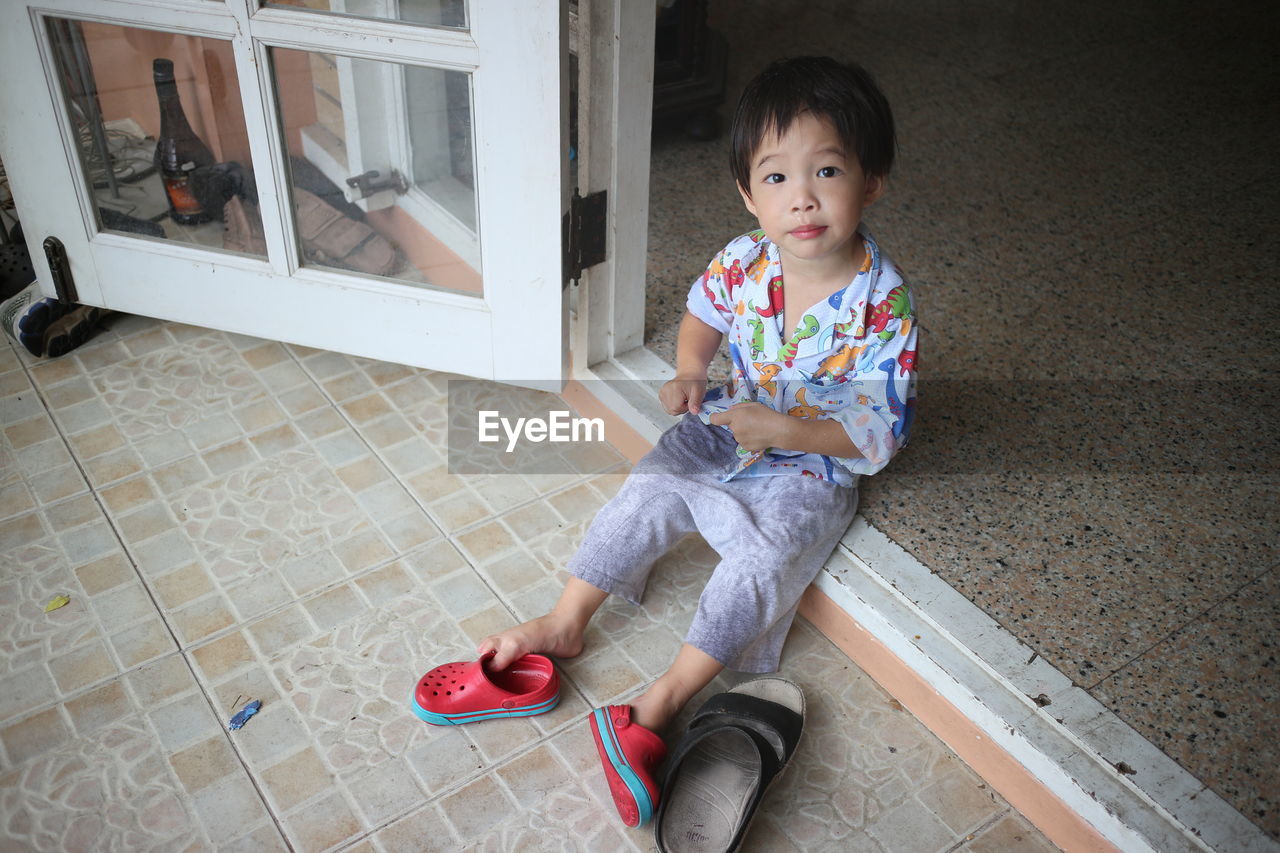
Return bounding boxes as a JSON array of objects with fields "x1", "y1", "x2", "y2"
[{"x1": 570, "y1": 343, "x2": 1270, "y2": 853}]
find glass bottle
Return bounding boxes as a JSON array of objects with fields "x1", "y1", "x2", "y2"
[{"x1": 152, "y1": 58, "x2": 214, "y2": 225}]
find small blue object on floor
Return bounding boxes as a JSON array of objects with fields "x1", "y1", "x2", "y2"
[{"x1": 228, "y1": 699, "x2": 262, "y2": 730}]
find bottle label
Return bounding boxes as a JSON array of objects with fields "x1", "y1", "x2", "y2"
[{"x1": 163, "y1": 174, "x2": 203, "y2": 217}]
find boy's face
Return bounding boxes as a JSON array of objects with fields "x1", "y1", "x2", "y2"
[{"x1": 738, "y1": 112, "x2": 884, "y2": 276}]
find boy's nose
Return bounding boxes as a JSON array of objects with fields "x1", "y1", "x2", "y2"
[{"x1": 791, "y1": 186, "x2": 818, "y2": 212}]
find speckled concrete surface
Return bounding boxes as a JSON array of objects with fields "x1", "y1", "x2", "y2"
[{"x1": 645, "y1": 0, "x2": 1279, "y2": 840}]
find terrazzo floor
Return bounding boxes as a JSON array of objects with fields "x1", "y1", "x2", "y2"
[
  {"x1": 0, "y1": 315, "x2": 1059, "y2": 851},
  {"x1": 644, "y1": 0, "x2": 1279, "y2": 842}
]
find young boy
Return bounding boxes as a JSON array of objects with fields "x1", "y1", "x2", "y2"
[{"x1": 479, "y1": 56, "x2": 917, "y2": 826}]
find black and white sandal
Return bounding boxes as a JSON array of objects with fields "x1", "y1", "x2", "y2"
[{"x1": 654, "y1": 677, "x2": 805, "y2": 853}]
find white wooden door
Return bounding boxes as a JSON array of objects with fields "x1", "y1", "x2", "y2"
[{"x1": 0, "y1": 0, "x2": 568, "y2": 383}]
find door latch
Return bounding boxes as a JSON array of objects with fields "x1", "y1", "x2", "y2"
[
  {"x1": 345, "y1": 169, "x2": 409, "y2": 200},
  {"x1": 42, "y1": 237, "x2": 78, "y2": 304}
]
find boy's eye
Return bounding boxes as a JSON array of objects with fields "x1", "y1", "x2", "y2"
[
  {"x1": 762, "y1": 173, "x2": 785, "y2": 184},
  {"x1": 817, "y1": 166, "x2": 842, "y2": 178}
]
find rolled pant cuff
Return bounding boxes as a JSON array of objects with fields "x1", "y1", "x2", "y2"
[
  {"x1": 567, "y1": 560, "x2": 645, "y2": 608},
  {"x1": 683, "y1": 628, "x2": 781, "y2": 674}
]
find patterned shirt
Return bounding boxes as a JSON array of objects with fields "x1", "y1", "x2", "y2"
[{"x1": 684, "y1": 228, "x2": 918, "y2": 487}]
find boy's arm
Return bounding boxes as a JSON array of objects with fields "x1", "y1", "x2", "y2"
[
  {"x1": 779, "y1": 416, "x2": 862, "y2": 458},
  {"x1": 660, "y1": 311, "x2": 724, "y2": 415},
  {"x1": 674, "y1": 310, "x2": 723, "y2": 379}
]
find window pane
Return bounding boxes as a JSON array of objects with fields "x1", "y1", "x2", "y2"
[
  {"x1": 45, "y1": 19, "x2": 264, "y2": 258},
  {"x1": 263, "y1": 0, "x2": 468, "y2": 31},
  {"x1": 272, "y1": 48, "x2": 481, "y2": 292}
]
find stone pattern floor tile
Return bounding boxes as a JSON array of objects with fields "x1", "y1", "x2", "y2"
[
  {"x1": 0, "y1": 349, "x2": 90, "y2": 513},
  {"x1": 2, "y1": 312, "x2": 1057, "y2": 850},
  {"x1": 0, "y1": 499, "x2": 174, "y2": 724},
  {"x1": 0, "y1": 654, "x2": 284, "y2": 851}
]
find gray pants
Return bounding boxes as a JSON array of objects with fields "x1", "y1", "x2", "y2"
[{"x1": 568, "y1": 415, "x2": 858, "y2": 672}]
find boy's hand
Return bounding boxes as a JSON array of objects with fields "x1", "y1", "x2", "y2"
[
  {"x1": 709, "y1": 402, "x2": 789, "y2": 452},
  {"x1": 660, "y1": 376, "x2": 708, "y2": 415}
]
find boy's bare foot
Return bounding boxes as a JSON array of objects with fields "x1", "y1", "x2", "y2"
[
  {"x1": 477, "y1": 613, "x2": 586, "y2": 670},
  {"x1": 627, "y1": 644, "x2": 725, "y2": 733},
  {"x1": 629, "y1": 688, "x2": 684, "y2": 734}
]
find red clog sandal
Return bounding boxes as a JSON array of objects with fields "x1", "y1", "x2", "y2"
[
  {"x1": 589, "y1": 705, "x2": 667, "y2": 827},
  {"x1": 410, "y1": 652, "x2": 559, "y2": 725}
]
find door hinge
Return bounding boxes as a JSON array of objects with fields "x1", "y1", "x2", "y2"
[{"x1": 563, "y1": 189, "x2": 607, "y2": 288}]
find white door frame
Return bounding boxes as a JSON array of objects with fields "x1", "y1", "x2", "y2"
[
  {"x1": 574, "y1": 0, "x2": 652, "y2": 366},
  {"x1": 571, "y1": 0, "x2": 678, "y2": 442}
]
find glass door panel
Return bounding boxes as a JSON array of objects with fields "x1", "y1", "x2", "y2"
[
  {"x1": 45, "y1": 19, "x2": 263, "y2": 258},
  {"x1": 263, "y1": 0, "x2": 468, "y2": 30},
  {"x1": 271, "y1": 47, "x2": 481, "y2": 292}
]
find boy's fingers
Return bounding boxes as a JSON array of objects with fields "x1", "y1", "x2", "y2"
[
  {"x1": 661, "y1": 383, "x2": 695, "y2": 415},
  {"x1": 687, "y1": 388, "x2": 704, "y2": 414},
  {"x1": 708, "y1": 411, "x2": 730, "y2": 426}
]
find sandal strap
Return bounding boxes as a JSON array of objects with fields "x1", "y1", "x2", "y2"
[{"x1": 688, "y1": 692, "x2": 804, "y2": 765}]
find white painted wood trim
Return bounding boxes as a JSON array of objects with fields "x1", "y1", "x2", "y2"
[
  {"x1": 575, "y1": 0, "x2": 655, "y2": 368},
  {"x1": 576, "y1": 0, "x2": 609, "y2": 366},
  {"x1": 572, "y1": 355, "x2": 668, "y2": 446},
  {"x1": 237, "y1": 4, "x2": 299, "y2": 277},
  {"x1": 469, "y1": 0, "x2": 567, "y2": 383},
  {"x1": 89, "y1": 240, "x2": 494, "y2": 375},
  {"x1": 23, "y1": 0, "x2": 237, "y2": 37},
  {"x1": 247, "y1": 7, "x2": 479, "y2": 68},
  {"x1": 606, "y1": 0, "x2": 655, "y2": 357}
]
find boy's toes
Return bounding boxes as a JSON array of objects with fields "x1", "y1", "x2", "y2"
[
  {"x1": 489, "y1": 641, "x2": 523, "y2": 671},
  {"x1": 477, "y1": 635, "x2": 522, "y2": 671}
]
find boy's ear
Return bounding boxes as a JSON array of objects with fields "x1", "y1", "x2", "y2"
[
  {"x1": 864, "y1": 173, "x2": 887, "y2": 206},
  {"x1": 737, "y1": 182, "x2": 758, "y2": 217}
]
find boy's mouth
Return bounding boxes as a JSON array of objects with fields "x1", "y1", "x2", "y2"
[{"x1": 789, "y1": 225, "x2": 827, "y2": 240}]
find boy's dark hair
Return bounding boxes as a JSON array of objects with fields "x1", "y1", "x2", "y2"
[{"x1": 730, "y1": 56, "x2": 896, "y2": 195}]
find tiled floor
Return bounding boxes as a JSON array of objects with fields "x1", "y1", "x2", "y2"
[
  {"x1": 0, "y1": 317, "x2": 1058, "y2": 850},
  {"x1": 645, "y1": 0, "x2": 1278, "y2": 840}
]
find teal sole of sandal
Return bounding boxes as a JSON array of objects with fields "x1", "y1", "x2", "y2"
[
  {"x1": 591, "y1": 708, "x2": 655, "y2": 826},
  {"x1": 408, "y1": 691, "x2": 559, "y2": 725}
]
